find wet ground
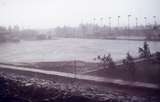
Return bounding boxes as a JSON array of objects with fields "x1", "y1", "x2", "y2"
[{"x1": 0, "y1": 72, "x2": 160, "y2": 102}]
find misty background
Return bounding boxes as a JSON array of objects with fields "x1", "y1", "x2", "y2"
[{"x1": 0, "y1": 0, "x2": 160, "y2": 29}]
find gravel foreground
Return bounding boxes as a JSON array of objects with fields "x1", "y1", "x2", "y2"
[{"x1": 0, "y1": 72, "x2": 160, "y2": 102}]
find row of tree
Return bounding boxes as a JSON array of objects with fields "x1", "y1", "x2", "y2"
[
  {"x1": 0, "y1": 26, "x2": 52, "y2": 43},
  {"x1": 53, "y1": 24, "x2": 160, "y2": 40},
  {"x1": 0, "y1": 23, "x2": 160, "y2": 43}
]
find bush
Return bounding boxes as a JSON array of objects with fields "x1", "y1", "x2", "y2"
[
  {"x1": 138, "y1": 41, "x2": 151, "y2": 58},
  {"x1": 96, "y1": 54, "x2": 116, "y2": 69}
]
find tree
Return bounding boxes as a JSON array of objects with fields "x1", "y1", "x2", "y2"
[
  {"x1": 138, "y1": 41, "x2": 151, "y2": 58},
  {"x1": 0, "y1": 26, "x2": 7, "y2": 32},
  {"x1": 96, "y1": 54, "x2": 116, "y2": 69}
]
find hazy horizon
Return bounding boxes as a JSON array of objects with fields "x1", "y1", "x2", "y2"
[{"x1": 0, "y1": 0, "x2": 160, "y2": 29}]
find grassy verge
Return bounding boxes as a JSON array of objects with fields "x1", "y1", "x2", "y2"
[{"x1": 87, "y1": 57, "x2": 160, "y2": 84}]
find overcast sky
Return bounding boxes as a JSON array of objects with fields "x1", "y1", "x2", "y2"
[{"x1": 0, "y1": 0, "x2": 160, "y2": 29}]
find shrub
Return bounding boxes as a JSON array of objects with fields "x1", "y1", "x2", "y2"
[
  {"x1": 96, "y1": 54, "x2": 116, "y2": 69},
  {"x1": 138, "y1": 41, "x2": 151, "y2": 58}
]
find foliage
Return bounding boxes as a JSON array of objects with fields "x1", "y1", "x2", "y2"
[
  {"x1": 96, "y1": 54, "x2": 116, "y2": 69},
  {"x1": 138, "y1": 41, "x2": 151, "y2": 58}
]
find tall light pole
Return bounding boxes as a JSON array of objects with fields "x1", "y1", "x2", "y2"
[
  {"x1": 153, "y1": 16, "x2": 157, "y2": 26},
  {"x1": 93, "y1": 18, "x2": 96, "y2": 25},
  {"x1": 144, "y1": 17, "x2": 147, "y2": 28},
  {"x1": 135, "y1": 17, "x2": 138, "y2": 34},
  {"x1": 100, "y1": 17, "x2": 104, "y2": 26},
  {"x1": 117, "y1": 16, "x2": 120, "y2": 28},
  {"x1": 135, "y1": 17, "x2": 138, "y2": 28},
  {"x1": 92, "y1": 18, "x2": 96, "y2": 34},
  {"x1": 108, "y1": 17, "x2": 112, "y2": 34},
  {"x1": 128, "y1": 15, "x2": 131, "y2": 35}
]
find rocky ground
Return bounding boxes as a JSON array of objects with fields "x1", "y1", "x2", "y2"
[{"x1": 0, "y1": 72, "x2": 160, "y2": 102}]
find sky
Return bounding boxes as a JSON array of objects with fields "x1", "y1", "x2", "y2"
[{"x1": 0, "y1": 0, "x2": 160, "y2": 29}]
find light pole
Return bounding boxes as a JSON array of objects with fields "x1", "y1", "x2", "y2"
[
  {"x1": 128, "y1": 15, "x2": 131, "y2": 30},
  {"x1": 135, "y1": 17, "x2": 138, "y2": 29},
  {"x1": 144, "y1": 17, "x2": 147, "y2": 28},
  {"x1": 93, "y1": 18, "x2": 96, "y2": 25},
  {"x1": 92, "y1": 18, "x2": 96, "y2": 34},
  {"x1": 128, "y1": 15, "x2": 131, "y2": 35},
  {"x1": 153, "y1": 16, "x2": 157, "y2": 26},
  {"x1": 100, "y1": 17, "x2": 104, "y2": 26},
  {"x1": 135, "y1": 17, "x2": 138, "y2": 34},
  {"x1": 108, "y1": 17, "x2": 112, "y2": 34},
  {"x1": 117, "y1": 16, "x2": 120, "y2": 27}
]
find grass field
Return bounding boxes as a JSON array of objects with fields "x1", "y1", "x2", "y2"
[{"x1": 87, "y1": 57, "x2": 160, "y2": 84}]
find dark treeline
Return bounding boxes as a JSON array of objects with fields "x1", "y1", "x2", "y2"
[
  {"x1": 53, "y1": 24, "x2": 160, "y2": 40},
  {"x1": 0, "y1": 23, "x2": 160, "y2": 43},
  {"x1": 0, "y1": 25, "x2": 52, "y2": 43}
]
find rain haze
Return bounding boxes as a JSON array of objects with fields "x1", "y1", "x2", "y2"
[
  {"x1": 0, "y1": 0, "x2": 160, "y2": 28},
  {"x1": 0, "y1": 0, "x2": 160, "y2": 102}
]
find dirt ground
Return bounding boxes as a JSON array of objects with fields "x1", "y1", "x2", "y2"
[{"x1": 0, "y1": 72, "x2": 160, "y2": 102}]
